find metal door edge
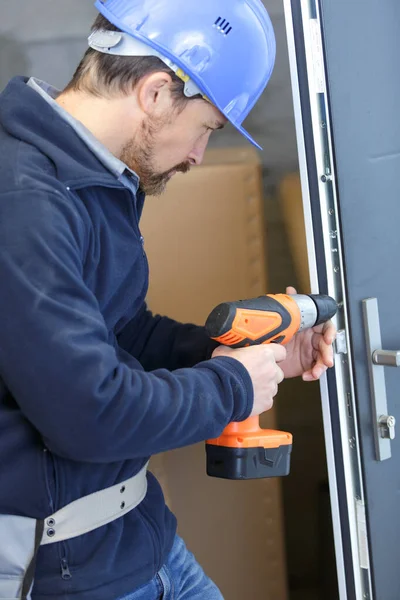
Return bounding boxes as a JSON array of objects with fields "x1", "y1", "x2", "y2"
[{"x1": 283, "y1": 1, "x2": 373, "y2": 598}]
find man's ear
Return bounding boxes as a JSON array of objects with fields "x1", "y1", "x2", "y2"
[{"x1": 136, "y1": 72, "x2": 174, "y2": 117}]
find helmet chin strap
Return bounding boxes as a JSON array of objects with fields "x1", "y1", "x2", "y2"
[{"x1": 88, "y1": 29, "x2": 211, "y2": 103}]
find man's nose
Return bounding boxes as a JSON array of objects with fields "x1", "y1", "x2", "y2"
[{"x1": 187, "y1": 138, "x2": 209, "y2": 166}]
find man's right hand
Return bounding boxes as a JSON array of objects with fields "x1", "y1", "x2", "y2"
[{"x1": 211, "y1": 344, "x2": 286, "y2": 416}]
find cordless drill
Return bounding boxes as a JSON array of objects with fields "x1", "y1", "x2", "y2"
[{"x1": 205, "y1": 293, "x2": 337, "y2": 480}]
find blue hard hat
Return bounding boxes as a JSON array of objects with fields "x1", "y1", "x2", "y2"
[{"x1": 93, "y1": 0, "x2": 276, "y2": 150}]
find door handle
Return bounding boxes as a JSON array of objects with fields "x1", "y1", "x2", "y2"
[
  {"x1": 362, "y1": 298, "x2": 397, "y2": 460},
  {"x1": 373, "y1": 350, "x2": 400, "y2": 367}
]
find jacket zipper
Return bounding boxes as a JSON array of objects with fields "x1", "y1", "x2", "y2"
[
  {"x1": 50, "y1": 184, "x2": 143, "y2": 582},
  {"x1": 45, "y1": 450, "x2": 72, "y2": 580},
  {"x1": 124, "y1": 188, "x2": 146, "y2": 258},
  {"x1": 60, "y1": 558, "x2": 72, "y2": 580}
]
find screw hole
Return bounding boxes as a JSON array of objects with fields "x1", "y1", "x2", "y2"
[{"x1": 120, "y1": 501, "x2": 126, "y2": 510}]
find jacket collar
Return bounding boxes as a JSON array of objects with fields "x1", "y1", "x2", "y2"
[{"x1": 0, "y1": 77, "x2": 133, "y2": 191}]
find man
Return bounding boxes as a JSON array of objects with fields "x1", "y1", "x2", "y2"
[{"x1": 0, "y1": 1, "x2": 335, "y2": 599}]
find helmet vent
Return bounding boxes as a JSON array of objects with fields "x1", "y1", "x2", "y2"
[{"x1": 214, "y1": 17, "x2": 232, "y2": 35}]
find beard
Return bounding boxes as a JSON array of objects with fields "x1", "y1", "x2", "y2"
[{"x1": 120, "y1": 116, "x2": 191, "y2": 196}]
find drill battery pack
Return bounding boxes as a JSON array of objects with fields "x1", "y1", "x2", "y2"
[{"x1": 206, "y1": 420, "x2": 293, "y2": 480}]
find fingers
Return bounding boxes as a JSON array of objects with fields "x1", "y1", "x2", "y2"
[
  {"x1": 323, "y1": 320, "x2": 336, "y2": 345},
  {"x1": 269, "y1": 343, "x2": 287, "y2": 363},
  {"x1": 312, "y1": 361, "x2": 328, "y2": 379},
  {"x1": 211, "y1": 345, "x2": 233, "y2": 358},
  {"x1": 318, "y1": 335, "x2": 334, "y2": 368},
  {"x1": 311, "y1": 332, "x2": 334, "y2": 366},
  {"x1": 305, "y1": 359, "x2": 333, "y2": 383},
  {"x1": 303, "y1": 331, "x2": 335, "y2": 381},
  {"x1": 286, "y1": 286, "x2": 297, "y2": 295},
  {"x1": 302, "y1": 363, "x2": 327, "y2": 381},
  {"x1": 213, "y1": 343, "x2": 287, "y2": 364},
  {"x1": 303, "y1": 348, "x2": 332, "y2": 381},
  {"x1": 276, "y1": 365, "x2": 285, "y2": 384},
  {"x1": 302, "y1": 370, "x2": 315, "y2": 382}
]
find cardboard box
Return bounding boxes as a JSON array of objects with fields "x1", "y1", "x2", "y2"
[{"x1": 140, "y1": 147, "x2": 288, "y2": 600}]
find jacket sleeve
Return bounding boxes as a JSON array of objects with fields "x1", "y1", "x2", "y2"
[
  {"x1": 117, "y1": 305, "x2": 220, "y2": 371},
  {"x1": 0, "y1": 190, "x2": 253, "y2": 463}
]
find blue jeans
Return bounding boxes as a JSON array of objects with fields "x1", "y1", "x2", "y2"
[{"x1": 117, "y1": 535, "x2": 224, "y2": 600}]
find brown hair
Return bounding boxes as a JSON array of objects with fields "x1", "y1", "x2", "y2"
[{"x1": 64, "y1": 13, "x2": 197, "y2": 107}]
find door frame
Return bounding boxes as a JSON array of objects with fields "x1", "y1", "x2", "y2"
[{"x1": 282, "y1": 1, "x2": 373, "y2": 598}]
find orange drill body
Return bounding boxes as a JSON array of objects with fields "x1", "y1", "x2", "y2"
[{"x1": 207, "y1": 416, "x2": 292, "y2": 449}]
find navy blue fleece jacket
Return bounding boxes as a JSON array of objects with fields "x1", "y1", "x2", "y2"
[{"x1": 0, "y1": 77, "x2": 253, "y2": 599}]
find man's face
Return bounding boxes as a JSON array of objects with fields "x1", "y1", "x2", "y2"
[{"x1": 120, "y1": 98, "x2": 226, "y2": 196}]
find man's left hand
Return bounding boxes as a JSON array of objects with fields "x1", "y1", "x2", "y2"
[{"x1": 279, "y1": 286, "x2": 336, "y2": 381}]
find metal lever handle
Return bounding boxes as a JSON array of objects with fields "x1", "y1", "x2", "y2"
[
  {"x1": 362, "y1": 298, "x2": 397, "y2": 461},
  {"x1": 373, "y1": 350, "x2": 400, "y2": 367}
]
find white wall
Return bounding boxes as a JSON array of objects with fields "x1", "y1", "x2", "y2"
[{"x1": 0, "y1": 1, "x2": 96, "y2": 94}]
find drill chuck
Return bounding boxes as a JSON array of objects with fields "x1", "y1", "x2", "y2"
[
  {"x1": 296, "y1": 294, "x2": 338, "y2": 332},
  {"x1": 309, "y1": 294, "x2": 338, "y2": 326}
]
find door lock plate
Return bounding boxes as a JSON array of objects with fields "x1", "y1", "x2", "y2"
[{"x1": 362, "y1": 298, "x2": 397, "y2": 460}]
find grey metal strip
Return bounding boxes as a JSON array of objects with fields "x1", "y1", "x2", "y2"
[{"x1": 41, "y1": 463, "x2": 148, "y2": 545}]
